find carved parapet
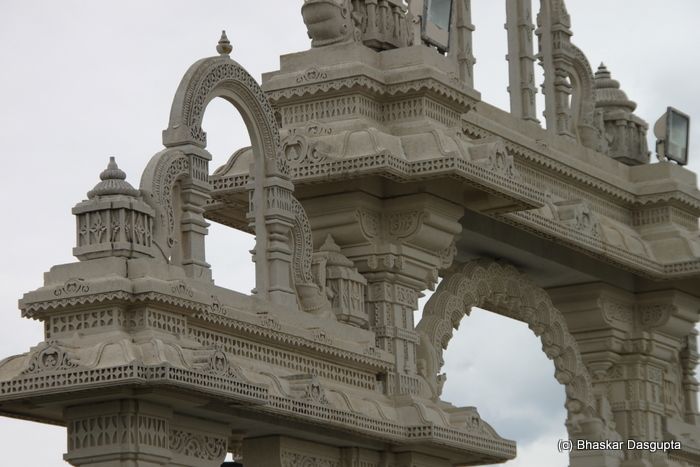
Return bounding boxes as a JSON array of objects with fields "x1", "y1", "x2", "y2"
[{"x1": 73, "y1": 158, "x2": 155, "y2": 260}]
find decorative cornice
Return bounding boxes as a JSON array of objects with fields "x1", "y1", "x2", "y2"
[
  {"x1": 461, "y1": 119, "x2": 700, "y2": 213},
  {"x1": 266, "y1": 74, "x2": 478, "y2": 112}
]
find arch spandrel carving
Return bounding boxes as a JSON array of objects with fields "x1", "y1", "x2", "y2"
[{"x1": 415, "y1": 259, "x2": 620, "y2": 440}]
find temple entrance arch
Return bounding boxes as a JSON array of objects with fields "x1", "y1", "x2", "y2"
[{"x1": 416, "y1": 260, "x2": 622, "y2": 453}]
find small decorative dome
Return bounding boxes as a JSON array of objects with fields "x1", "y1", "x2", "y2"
[
  {"x1": 318, "y1": 235, "x2": 355, "y2": 269},
  {"x1": 87, "y1": 157, "x2": 139, "y2": 199},
  {"x1": 594, "y1": 64, "x2": 636, "y2": 112}
]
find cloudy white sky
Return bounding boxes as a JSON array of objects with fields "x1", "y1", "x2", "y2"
[{"x1": 1, "y1": 1, "x2": 699, "y2": 466}]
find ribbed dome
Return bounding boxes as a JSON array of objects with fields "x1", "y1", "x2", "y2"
[
  {"x1": 318, "y1": 235, "x2": 355, "y2": 268},
  {"x1": 87, "y1": 157, "x2": 140, "y2": 199},
  {"x1": 594, "y1": 63, "x2": 636, "y2": 112}
]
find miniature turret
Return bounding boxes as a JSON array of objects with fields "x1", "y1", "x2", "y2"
[
  {"x1": 72, "y1": 157, "x2": 155, "y2": 260},
  {"x1": 594, "y1": 64, "x2": 649, "y2": 165}
]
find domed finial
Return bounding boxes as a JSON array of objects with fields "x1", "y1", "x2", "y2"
[
  {"x1": 595, "y1": 63, "x2": 611, "y2": 80},
  {"x1": 87, "y1": 157, "x2": 139, "y2": 199},
  {"x1": 216, "y1": 30, "x2": 233, "y2": 56},
  {"x1": 99, "y1": 156, "x2": 127, "y2": 181}
]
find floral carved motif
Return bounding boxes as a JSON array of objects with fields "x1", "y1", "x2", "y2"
[
  {"x1": 194, "y1": 346, "x2": 243, "y2": 380},
  {"x1": 282, "y1": 452, "x2": 339, "y2": 467},
  {"x1": 638, "y1": 304, "x2": 674, "y2": 328},
  {"x1": 24, "y1": 340, "x2": 80, "y2": 374},
  {"x1": 296, "y1": 67, "x2": 328, "y2": 83},
  {"x1": 284, "y1": 374, "x2": 330, "y2": 406},
  {"x1": 53, "y1": 278, "x2": 90, "y2": 297},
  {"x1": 171, "y1": 280, "x2": 194, "y2": 298},
  {"x1": 169, "y1": 429, "x2": 227, "y2": 461},
  {"x1": 386, "y1": 211, "x2": 423, "y2": 239}
]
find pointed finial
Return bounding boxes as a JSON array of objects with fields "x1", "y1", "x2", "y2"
[
  {"x1": 87, "y1": 157, "x2": 139, "y2": 199},
  {"x1": 100, "y1": 156, "x2": 127, "y2": 181},
  {"x1": 216, "y1": 30, "x2": 232, "y2": 56},
  {"x1": 595, "y1": 63, "x2": 611, "y2": 80}
]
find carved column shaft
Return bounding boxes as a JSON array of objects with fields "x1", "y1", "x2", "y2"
[
  {"x1": 260, "y1": 177, "x2": 298, "y2": 308},
  {"x1": 450, "y1": 0, "x2": 476, "y2": 87},
  {"x1": 180, "y1": 177, "x2": 212, "y2": 281},
  {"x1": 506, "y1": 0, "x2": 538, "y2": 122},
  {"x1": 366, "y1": 275, "x2": 422, "y2": 395}
]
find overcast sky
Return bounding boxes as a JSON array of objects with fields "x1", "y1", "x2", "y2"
[{"x1": 1, "y1": 1, "x2": 699, "y2": 466}]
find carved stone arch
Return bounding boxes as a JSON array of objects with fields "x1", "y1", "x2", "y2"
[
  {"x1": 539, "y1": 0, "x2": 607, "y2": 153},
  {"x1": 140, "y1": 148, "x2": 193, "y2": 264},
  {"x1": 155, "y1": 51, "x2": 326, "y2": 311},
  {"x1": 416, "y1": 259, "x2": 618, "y2": 439},
  {"x1": 563, "y1": 44, "x2": 607, "y2": 152},
  {"x1": 162, "y1": 55, "x2": 287, "y2": 178}
]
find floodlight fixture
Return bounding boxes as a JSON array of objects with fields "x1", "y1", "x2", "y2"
[
  {"x1": 654, "y1": 107, "x2": 690, "y2": 166},
  {"x1": 422, "y1": 0, "x2": 453, "y2": 53}
]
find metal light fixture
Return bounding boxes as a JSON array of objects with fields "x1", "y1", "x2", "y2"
[
  {"x1": 422, "y1": 0, "x2": 453, "y2": 53},
  {"x1": 654, "y1": 107, "x2": 690, "y2": 165}
]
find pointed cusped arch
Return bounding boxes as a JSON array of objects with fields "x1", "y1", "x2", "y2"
[{"x1": 416, "y1": 259, "x2": 614, "y2": 435}]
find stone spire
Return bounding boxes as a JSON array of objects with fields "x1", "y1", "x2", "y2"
[{"x1": 72, "y1": 157, "x2": 155, "y2": 260}]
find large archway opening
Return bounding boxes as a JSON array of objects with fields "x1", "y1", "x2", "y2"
[
  {"x1": 202, "y1": 97, "x2": 255, "y2": 294},
  {"x1": 416, "y1": 260, "x2": 621, "y2": 466},
  {"x1": 441, "y1": 306, "x2": 569, "y2": 467}
]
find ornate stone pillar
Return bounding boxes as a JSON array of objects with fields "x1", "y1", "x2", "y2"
[
  {"x1": 550, "y1": 284, "x2": 700, "y2": 467},
  {"x1": 302, "y1": 192, "x2": 462, "y2": 396},
  {"x1": 180, "y1": 150, "x2": 213, "y2": 281},
  {"x1": 248, "y1": 175, "x2": 298, "y2": 308},
  {"x1": 449, "y1": 0, "x2": 476, "y2": 87}
]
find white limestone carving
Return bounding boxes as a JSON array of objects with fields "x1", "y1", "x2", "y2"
[{"x1": 1, "y1": 5, "x2": 699, "y2": 467}]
